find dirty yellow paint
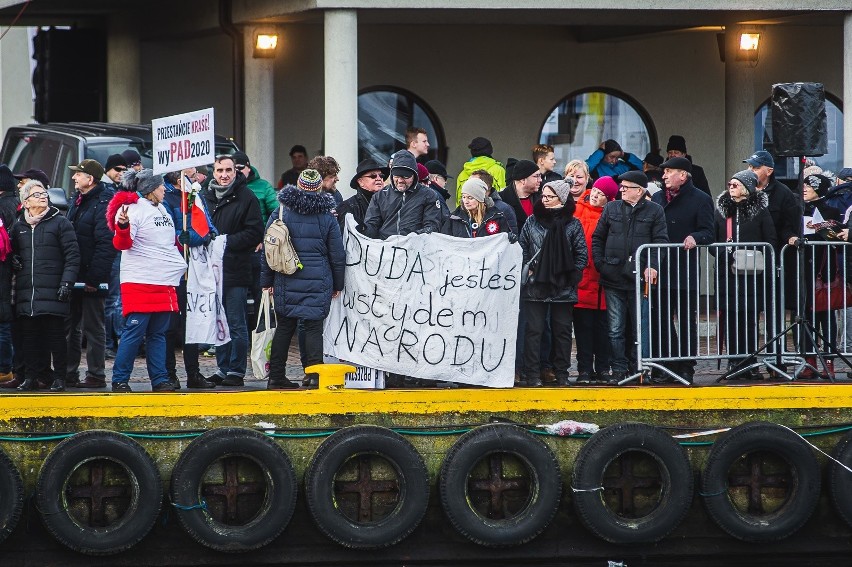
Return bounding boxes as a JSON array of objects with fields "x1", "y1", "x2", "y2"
[{"x1": 1, "y1": 383, "x2": 851, "y2": 420}]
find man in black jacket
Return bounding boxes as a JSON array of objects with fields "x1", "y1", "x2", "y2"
[
  {"x1": 666, "y1": 135, "x2": 710, "y2": 195},
  {"x1": 201, "y1": 155, "x2": 264, "y2": 386},
  {"x1": 592, "y1": 171, "x2": 668, "y2": 383},
  {"x1": 338, "y1": 158, "x2": 388, "y2": 233},
  {"x1": 65, "y1": 159, "x2": 116, "y2": 388},
  {"x1": 651, "y1": 157, "x2": 715, "y2": 383},
  {"x1": 497, "y1": 159, "x2": 541, "y2": 231}
]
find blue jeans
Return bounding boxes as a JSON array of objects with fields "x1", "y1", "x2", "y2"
[
  {"x1": 605, "y1": 288, "x2": 638, "y2": 374},
  {"x1": 0, "y1": 322, "x2": 13, "y2": 372},
  {"x1": 111, "y1": 312, "x2": 171, "y2": 386},
  {"x1": 216, "y1": 286, "x2": 248, "y2": 378},
  {"x1": 105, "y1": 256, "x2": 124, "y2": 350}
]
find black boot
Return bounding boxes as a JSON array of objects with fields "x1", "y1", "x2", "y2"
[
  {"x1": 186, "y1": 372, "x2": 216, "y2": 389},
  {"x1": 16, "y1": 377, "x2": 38, "y2": 391},
  {"x1": 49, "y1": 378, "x2": 65, "y2": 392},
  {"x1": 268, "y1": 378, "x2": 299, "y2": 390},
  {"x1": 169, "y1": 374, "x2": 182, "y2": 390}
]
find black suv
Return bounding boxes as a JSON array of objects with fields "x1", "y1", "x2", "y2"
[{"x1": 0, "y1": 122, "x2": 240, "y2": 206}]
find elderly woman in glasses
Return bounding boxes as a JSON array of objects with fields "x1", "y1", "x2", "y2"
[{"x1": 12, "y1": 180, "x2": 80, "y2": 391}]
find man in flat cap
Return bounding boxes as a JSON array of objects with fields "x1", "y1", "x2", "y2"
[
  {"x1": 665, "y1": 135, "x2": 710, "y2": 195},
  {"x1": 65, "y1": 159, "x2": 117, "y2": 388},
  {"x1": 649, "y1": 156, "x2": 714, "y2": 383}
]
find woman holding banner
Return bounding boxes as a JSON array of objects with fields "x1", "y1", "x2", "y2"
[
  {"x1": 441, "y1": 177, "x2": 511, "y2": 238},
  {"x1": 519, "y1": 179, "x2": 587, "y2": 387},
  {"x1": 106, "y1": 169, "x2": 187, "y2": 392}
]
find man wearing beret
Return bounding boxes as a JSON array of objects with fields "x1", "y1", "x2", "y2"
[
  {"x1": 665, "y1": 135, "x2": 710, "y2": 195},
  {"x1": 650, "y1": 156, "x2": 715, "y2": 383},
  {"x1": 65, "y1": 159, "x2": 117, "y2": 388}
]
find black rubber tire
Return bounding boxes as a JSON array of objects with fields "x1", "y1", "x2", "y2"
[
  {"x1": 439, "y1": 423, "x2": 561, "y2": 547},
  {"x1": 0, "y1": 445, "x2": 24, "y2": 546},
  {"x1": 169, "y1": 427, "x2": 297, "y2": 552},
  {"x1": 572, "y1": 422, "x2": 693, "y2": 543},
  {"x1": 701, "y1": 421, "x2": 820, "y2": 542},
  {"x1": 305, "y1": 425, "x2": 429, "y2": 549},
  {"x1": 830, "y1": 429, "x2": 852, "y2": 528},
  {"x1": 35, "y1": 430, "x2": 162, "y2": 555}
]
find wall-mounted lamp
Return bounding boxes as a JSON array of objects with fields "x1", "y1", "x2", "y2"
[
  {"x1": 736, "y1": 32, "x2": 760, "y2": 62},
  {"x1": 253, "y1": 32, "x2": 279, "y2": 58}
]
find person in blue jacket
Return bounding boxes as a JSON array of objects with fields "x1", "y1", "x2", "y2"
[
  {"x1": 586, "y1": 139, "x2": 643, "y2": 180},
  {"x1": 260, "y1": 169, "x2": 345, "y2": 389}
]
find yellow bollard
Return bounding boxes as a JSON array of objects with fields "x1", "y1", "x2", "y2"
[{"x1": 305, "y1": 363, "x2": 356, "y2": 390}]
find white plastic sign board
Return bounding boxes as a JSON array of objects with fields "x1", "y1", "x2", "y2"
[{"x1": 151, "y1": 107, "x2": 215, "y2": 174}]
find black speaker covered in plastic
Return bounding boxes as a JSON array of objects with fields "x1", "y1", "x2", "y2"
[{"x1": 770, "y1": 82, "x2": 828, "y2": 157}]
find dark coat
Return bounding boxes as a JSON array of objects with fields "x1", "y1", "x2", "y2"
[
  {"x1": 762, "y1": 178, "x2": 802, "y2": 245},
  {"x1": 12, "y1": 207, "x2": 80, "y2": 318},
  {"x1": 651, "y1": 180, "x2": 715, "y2": 289},
  {"x1": 66, "y1": 182, "x2": 116, "y2": 286},
  {"x1": 337, "y1": 188, "x2": 374, "y2": 233},
  {"x1": 591, "y1": 198, "x2": 668, "y2": 291},
  {"x1": 260, "y1": 187, "x2": 345, "y2": 321},
  {"x1": 491, "y1": 192, "x2": 519, "y2": 234},
  {"x1": 497, "y1": 185, "x2": 538, "y2": 231},
  {"x1": 440, "y1": 206, "x2": 510, "y2": 238},
  {"x1": 200, "y1": 174, "x2": 265, "y2": 288},
  {"x1": 0, "y1": 191, "x2": 19, "y2": 322},
  {"x1": 713, "y1": 191, "x2": 777, "y2": 310},
  {"x1": 361, "y1": 182, "x2": 443, "y2": 239}
]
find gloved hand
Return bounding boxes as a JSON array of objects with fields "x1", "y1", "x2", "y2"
[
  {"x1": 507, "y1": 232, "x2": 518, "y2": 244},
  {"x1": 57, "y1": 282, "x2": 72, "y2": 303},
  {"x1": 11, "y1": 255, "x2": 22, "y2": 271},
  {"x1": 178, "y1": 231, "x2": 190, "y2": 245},
  {"x1": 414, "y1": 226, "x2": 433, "y2": 235},
  {"x1": 201, "y1": 233, "x2": 214, "y2": 246}
]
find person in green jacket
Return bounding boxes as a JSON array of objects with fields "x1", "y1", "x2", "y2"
[
  {"x1": 455, "y1": 136, "x2": 506, "y2": 207},
  {"x1": 233, "y1": 151, "x2": 278, "y2": 223}
]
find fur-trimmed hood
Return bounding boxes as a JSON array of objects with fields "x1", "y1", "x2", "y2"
[
  {"x1": 278, "y1": 185, "x2": 336, "y2": 215},
  {"x1": 716, "y1": 190, "x2": 768, "y2": 222},
  {"x1": 106, "y1": 191, "x2": 140, "y2": 230}
]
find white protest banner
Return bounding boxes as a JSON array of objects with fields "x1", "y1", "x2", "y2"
[
  {"x1": 185, "y1": 236, "x2": 230, "y2": 346},
  {"x1": 151, "y1": 107, "x2": 215, "y2": 174},
  {"x1": 324, "y1": 215, "x2": 522, "y2": 388}
]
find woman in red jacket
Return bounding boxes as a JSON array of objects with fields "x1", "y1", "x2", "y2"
[{"x1": 573, "y1": 176, "x2": 618, "y2": 384}]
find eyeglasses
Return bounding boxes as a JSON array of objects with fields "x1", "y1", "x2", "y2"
[
  {"x1": 113, "y1": 167, "x2": 127, "y2": 172},
  {"x1": 26, "y1": 191, "x2": 48, "y2": 199},
  {"x1": 361, "y1": 173, "x2": 383, "y2": 180},
  {"x1": 541, "y1": 194, "x2": 559, "y2": 201},
  {"x1": 726, "y1": 182, "x2": 742, "y2": 188},
  {"x1": 619, "y1": 184, "x2": 642, "y2": 190}
]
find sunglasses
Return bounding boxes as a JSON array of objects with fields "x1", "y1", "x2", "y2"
[{"x1": 361, "y1": 173, "x2": 383, "y2": 180}]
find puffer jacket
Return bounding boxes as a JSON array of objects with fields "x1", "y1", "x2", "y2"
[
  {"x1": 337, "y1": 188, "x2": 374, "y2": 233},
  {"x1": 200, "y1": 173, "x2": 265, "y2": 288},
  {"x1": 12, "y1": 207, "x2": 80, "y2": 317},
  {"x1": 66, "y1": 182, "x2": 116, "y2": 286},
  {"x1": 574, "y1": 190, "x2": 606, "y2": 309},
  {"x1": 591, "y1": 198, "x2": 668, "y2": 291},
  {"x1": 441, "y1": 206, "x2": 510, "y2": 238},
  {"x1": 260, "y1": 187, "x2": 345, "y2": 320},
  {"x1": 246, "y1": 165, "x2": 279, "y2": 223},
  {"x1": 454, "y1": 156, "x2": 507, "y2": 207},
  {"x1": 519, "y1": 202, "x2": 587, "y2": 303},
  {"x1": 586, "y1": 149, "x2": 643, "y2": 180}
]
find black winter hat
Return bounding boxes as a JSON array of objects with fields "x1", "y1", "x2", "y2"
[
  {"x1": 666, "y1": 135, "x2": 687, "y2": 153},
  {"x1": 602, "y1": 139, "x2": 622, "y2": 155},
  {"x1": 660, "y1": 156, "x2": 692, "y2": 173},
  {"x1": 232, "y1": 151, "x2": 250, "y2": 166},
  {"x1": 13, "y1": 168, "x2": 50, "y2": 188},
  {"x1": 468, "y1": 137, "x2": 493, "y2": 157},
  {"x1": 511, "y1": 159, "x2": 539, "y2": 181},
  {"x1": 731, "y1": 170, "x2": 758, "y2": 194},
  {"x1": 104, "y1": 154, "x2": 127, "y2": 172},
  {"x1": 644, "y1": 152, "x2": 664, "y2": 168},
  {"x1": 424, "y1": 160, "x2": 450, "y2": 179},
  {"x1": 121, "y1": 149, "x2": 142, "y2": 166},
  {"x1": 0, "y1": 165, "x2": 15, "y2": 192},
  {"x1": 350, "y1": 158, "x2": 389, "y2": 189},
  {"x1": 805, "y1": 174, "x2": 833, "y2": 198}
]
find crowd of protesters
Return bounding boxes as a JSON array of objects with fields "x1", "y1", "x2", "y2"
[{"x1": 1, "y1": 128, "x2": 851, "y2": 392}]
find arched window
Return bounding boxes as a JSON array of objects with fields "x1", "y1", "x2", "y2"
[
  {"x1": 754, "y1": 94, "x2": 844, "y2": 179},
  {"x1": 539, "y1": 88, "x2": 657, "y2": 170},
  {"x1": 357, "y1": 87, "x2": 446, "y2": 164}
]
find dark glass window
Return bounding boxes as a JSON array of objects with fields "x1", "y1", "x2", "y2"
[
  {"x1": 358, "y1": 87, "x2": 446, "y2": 163},
  {"x1": 539, "y1": 88, "x2": 657, "y2": 170}
]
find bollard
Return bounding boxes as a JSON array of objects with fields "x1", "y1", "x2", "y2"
[{"x1": 305, "y1": 363, "x2": 356, "y2": 389}]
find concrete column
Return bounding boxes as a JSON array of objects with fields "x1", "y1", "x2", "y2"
[
  {"x1": 844, "y1": 13, "x2": 852, "y2": 166},
  {"x1": 0, "y1": 27, "x2": 34, "y2": 135},
  {"x1": 106, "y1": 15, "x2": 140, "y2": 123},
  {"x1": 243, "y1": 26, "x2": 276, "y2": 182},
  {"x1": 324, "y1": 9, "x2": 358, "y2": 198},
  {"x1": 724, "y1": 25, "x2": 756, "y2": 178}
]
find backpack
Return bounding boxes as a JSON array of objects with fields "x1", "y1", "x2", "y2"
[{"x1": 264, "y1": 205, "x2": 302, "y2": 275}]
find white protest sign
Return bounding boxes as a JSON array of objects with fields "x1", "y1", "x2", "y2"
[
  {"x1": 151, "y1": 107, "x2": 215, "y2": 174},
  {"x1": 185, "y1": 236, "x2": 231, "y2": 346},
  {"x1": 324, "y1": 215, "x2": 522, "y2": 388}
]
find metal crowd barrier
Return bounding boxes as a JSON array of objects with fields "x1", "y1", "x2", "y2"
[{"x1": 630, "y1": 242, "x2": 777, "y2": 384}]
